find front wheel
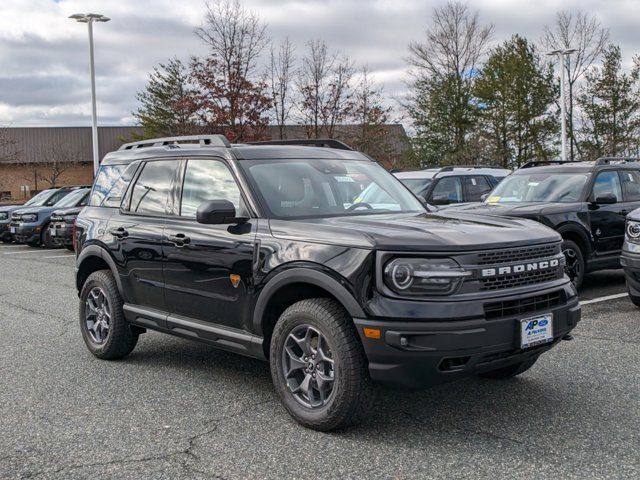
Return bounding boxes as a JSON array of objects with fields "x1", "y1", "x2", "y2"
[
  {"x1": 270, "y1": 298, "x2": 373, "y2": 431},
  {"x1": 478, "y1": 357, "x2": 538, "y2": 380},
  {"x1": 627, "y1": 281, "x2": 640, "y2": 308},
  {"x1": 562, "y1": 239, "x2": 584, "y2": 289},
  {"x1": 79, "y1": 270, "x2": 138, "y2": 359}
]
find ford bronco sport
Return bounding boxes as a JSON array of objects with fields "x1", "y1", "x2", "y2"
[{"x1": 75, "y1": 135, "x2": 580, "y2": 430}]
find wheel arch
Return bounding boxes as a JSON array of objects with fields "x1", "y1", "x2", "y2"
[
  {"x1": 76, "y1": 245, "x2": 122, "y2": 296},
  {"x1": 556, "y1": 224, "x2": 591, "y2": 258}
]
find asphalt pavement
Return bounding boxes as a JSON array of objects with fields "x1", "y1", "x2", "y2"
[{"x1": 0, "y1": 244, "x2": 638, "y2": 479}]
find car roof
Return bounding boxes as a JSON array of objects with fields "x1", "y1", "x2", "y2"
[
  {"x1": 395, "y1": 167, "x2": 510, "y2": 180},
  {"x1": 512, "y1": 160, "x2": 640, "y2": 174}
]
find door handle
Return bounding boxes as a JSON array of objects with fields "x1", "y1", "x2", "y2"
[
  {"x1": 167, "y1": 233, "x2": 191, "y2": 247},
  {"x1": 110, "y1": 227, "x2": 129, "y2": 239}
]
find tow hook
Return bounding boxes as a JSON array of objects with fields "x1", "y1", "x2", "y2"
[{"x1": 562, "y1": 333, "x2": 574, "y2": 341}]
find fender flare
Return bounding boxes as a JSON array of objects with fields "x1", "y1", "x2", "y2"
[
  {"x1": 556, "y1": 224, "x2": 592, "y2": 256},
  {"x1": 76, "y1": 244, "x2": 123, "y2": 295},
  {"x1": 252, "y1": 268, "x2": 366, "y2": 336}
]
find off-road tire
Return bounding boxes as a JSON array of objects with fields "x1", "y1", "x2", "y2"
[
  {"x1": 478, "y1": 357, "x2": 538, "y2": 380},
  {"x1": 270, "y1": 298, "x2": 373, "y2": 431},
  {"x1": 627, "y1": 281, "x2": 640, "y2": 308},
  {"x1": 42, "y1": 227, "x2": 54, "y2": 248},
  {"x1": 79, "y1": 270, "x2": 138, "y2": 359},
  {"x1": 561, "y1": 239, "x2": 584, "y2": 289}
]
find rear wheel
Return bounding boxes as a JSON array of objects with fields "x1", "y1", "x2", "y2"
[
  {"x1": 79, "y1": 270, "x2": 138, "y2": 359},
  {"x1": 478, "y1": 357, "x2": 538, "y2": 380},
  {"x1": 562, "y1": 239, "x2": 584, "y2": 289},
  {"x1": 627, "y1": 281, "x2": 640, "y2": 308},
  {"x1": 270, "y1": 298, "x2": 373, "y2": 431},
  {"x1": 42, "y1": 227, "x2": 55, "y2": 248}
]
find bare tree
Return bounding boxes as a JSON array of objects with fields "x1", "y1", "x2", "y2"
[
  {"x1": 543, "y1": 11, "x2": 610, "y2": 159},
  {"x1": 297, "y1": 40, "x2": 355, "y2": 139},
  {"x1": 407, "y1": 1, "x2": 493, "y2": 160},
  {"x1": 34, "y1": 142, "x2": 84, "y2": 188},
  {"x1": 0, "y1": 126, "x2": 19, "y2": 195},
  {"x1": 269, "y1": 38, "x2": 296, "y2": 139},
  {"x1": 195, "y1": 0, "x2": 269, "y2": 135}
]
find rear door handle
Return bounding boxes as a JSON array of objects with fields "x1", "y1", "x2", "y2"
[
  {"x1": 167, "y1": 233, "x2": 191, "y2": 247},
  {"x1": 110, "y1": 227, "x2": 129, "y2": 239}
]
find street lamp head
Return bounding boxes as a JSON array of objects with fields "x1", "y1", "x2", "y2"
[
  {"x1": 563, "y1": 48, "x2": 578, "y2": 55},
  {"x1": 546, "y1": 50, "x2": 562, "y2": 56},
  {"x1": 69, "y1": 13, "x2": 110, "y2": 23}
]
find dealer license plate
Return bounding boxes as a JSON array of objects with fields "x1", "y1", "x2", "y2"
[
  {"x1": 10, "y1": 226, "x2": 15, "y2": 234},
  {"x1": 520, "y1": 314, "x2": 553, "y2": 349},
  {"x1": 50, "y1": 228, "x2": 56, "y2": 237}
]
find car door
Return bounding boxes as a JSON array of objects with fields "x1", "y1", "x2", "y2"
[
  {"x1": 163, "y1": 157, "x2": 257, "y2": 333},
  {"x1": 462, "y1": 175, "x2": 494, "y2": 202},
  {"x1": 620, "y1": 169, "x2": 640, "y2": 217},
  {"x1": 589, "y1": 170, "x2": 626, "y2": 256},
  {"x1": 107, "y1": 159, "x2": 180, "y2": 314}
]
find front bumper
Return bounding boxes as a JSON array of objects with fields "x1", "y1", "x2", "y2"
[
  {"x1": 355, "y1": 285, "x2": 580, "y2": 389},
  {"x1": 620, "y1": 244, "x2": 640, "y2": 295},
  {"x1": 11, "y1": 224, "x2": 43, "y2": 244},
  {"x1": 49, "y1": 223, "x2": 73, "y2": 246}
]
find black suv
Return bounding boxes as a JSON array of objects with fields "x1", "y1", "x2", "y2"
[
  {"x1": 451, "y1": 159, "x2": 640, "y2": 287},
  {"x1": 75, "y1": 136, "x2": 580, "y2": 430},
  {"x1": 621, "y1": 208, "x2": 640, "y2": 307}
]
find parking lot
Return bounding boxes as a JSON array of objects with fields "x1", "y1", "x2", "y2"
[{"x1": 0, "y1": 243, "x2": 638, "y2": 479}]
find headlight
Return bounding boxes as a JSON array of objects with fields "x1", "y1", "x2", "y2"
[
  {"x1": 0, "y1": 212, "x2": 7, "y2": 220},
  {"x1": 627, "y1": 220, "x2": 640, "y2": 241},
  {"x1": 22, "y1": 213, "x2": 37, "y2": 222},
  {"x1": 383, "y1": 258, "x2": 471, "y2": 296}
]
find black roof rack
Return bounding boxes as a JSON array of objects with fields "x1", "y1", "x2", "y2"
[
  {"x1": 118, "y1": 135, "x2": 230, "y2": 151},
  {"x1": 520, "y1": 160, "x2": 582, "y2": 169},
  {"x1": 438, "y1": 164, "x2": 504, "y2": 172},
  {"x1": 246, "y1": 139, "x2": 353, "y2": 151},
  {"x1": 595, "y1": 157, "x2": 640, "y2": 165}
]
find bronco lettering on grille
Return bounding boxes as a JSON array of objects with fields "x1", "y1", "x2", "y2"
[{"x1": 481, "y1": 258, "x2": 559, "y2": 277}]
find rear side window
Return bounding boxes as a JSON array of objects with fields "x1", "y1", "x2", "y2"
[
  {"x1": 90, "y1": 164, "x2": 138, "y2": 207},
  {"x1": 127, "y1": 160, "x2": 179, "y2": 215},
  {"x1": 463, "y1": 176, "x2": 493, "y2": 202},
  {"x1": 621, "y1": 170, "x2": 640, "y2": 201}
]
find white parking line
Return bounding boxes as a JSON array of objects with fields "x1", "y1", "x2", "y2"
[
  {"x1": 42, "y1": 254, "x2": 75, "y2": 259},
  {"x1": 580, "y1": 292, "x2": 628, "y2": 305},
  {"x1": 2, "y1": 249, "x2": 61, "y2": 255},
  {"x1": 0, "y1": 245, "x2": 29, "y2": 248}
]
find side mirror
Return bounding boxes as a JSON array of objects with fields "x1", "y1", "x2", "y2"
[
  {"x1": 480, "y1": 193, "x2": 490, "y2": 202},
  {"x1": 196, "y1": 200, "x2": 245, "y2": 225},
  {"x1": 594, "y1": 193, "x2": 617, "y2": 205},
  {"x1": 431, "y1": 195, "x2": 451, "y2": 206}
]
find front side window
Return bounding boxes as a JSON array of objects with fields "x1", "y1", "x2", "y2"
[
  {"x1": 431, "y1": 177, "x2": 463, "y2": 203},
  {"x1": 621, "y1": 170, "x2": 640, "y2": 201},
  {"x1": 180, "y1": 159, "x2": 243, "y2": 217},
  {"x1": 488, "y1": 172, "x2": 590, "y2": 203},
  {"x1": 241, "y1": 159, "x2": 424, "y2": 219},
  {"x1": 592, "y1": 171, "x2": 622, "y2": 201},
  {"x1": 45, "y1": 190, "x2": 71, "y2": 206},
  {"x1": 128, "y1": 160, "x2": 179, "y2": 215}
]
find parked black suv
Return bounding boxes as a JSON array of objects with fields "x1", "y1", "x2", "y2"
[
  {"x1": 621, "y1": 208, "x2": 640, "y2": 307},
  {"x1": 450, "y1": 159, "x2": 640, "y2": 287},
  {"x1": 75, "y1": 136, "x2": 580, "y2": 430}
]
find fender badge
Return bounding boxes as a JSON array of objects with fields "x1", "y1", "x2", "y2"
[{"x1": 230, "y1": 274, "x2": 241, "y2": 288}]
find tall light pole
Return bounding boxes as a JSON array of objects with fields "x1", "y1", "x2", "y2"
[
  {"x1": 69, "y1": 13, "x2": 110, "y2": 176},
  {"x1": 548, "y1": 48, "x2": 577, "y2": 162}
]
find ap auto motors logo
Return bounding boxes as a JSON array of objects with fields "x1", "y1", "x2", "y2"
[{"x1": 481, "y1": 259, "x2": 559, "y2": 277}]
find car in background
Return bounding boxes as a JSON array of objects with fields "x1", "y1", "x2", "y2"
[
  {"x1": 621, "y1": 209, "x2": 640, "y2": 307},
  {"x1": 10, "y1": 186, "x2": 90, "y2": 247},
  {"x1": 447, "y1": 158, "x2": 640, "y2": 288},
  {"x1": 394, "y1": 166, "x2": 511, "y2": 206},
  {"x1": 48, "y1": 188, "x2": 91, "y2": 251},
  {"x1": 0, "y1": 188, "x2": 73, "y2": 243}
]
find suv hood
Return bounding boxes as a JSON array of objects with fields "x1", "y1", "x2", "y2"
[
  {"x1": 52, "y1": 206, "x2": 83, "y2": 217},
  {"x1": 450, "y1": 202, "x2": 583, "y2": 217},
  {"x1": 13, "y1": 205, "x2": 57, "y2": 216},
  {"x1": 269, "y1": 211, "x2": 560, "y2": 252}
]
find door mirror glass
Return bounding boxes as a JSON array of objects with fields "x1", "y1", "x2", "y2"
[
  {"x1": 595, "y1": 193, "x2": 617, "y2": 205},
  {"x1": 431, "y1": 195, "x2": 451, "y2": 205},
  {"x1": 196, "y1": 200, "x2": 239, "y2": 224}
]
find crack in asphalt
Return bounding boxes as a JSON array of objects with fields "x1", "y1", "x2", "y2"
[
  {"x1": 0, "y1": 297, "x2": 72, "y2": 338},
  {"x1": 21, "y1": 398, "x2": 276, "y2": 479}
]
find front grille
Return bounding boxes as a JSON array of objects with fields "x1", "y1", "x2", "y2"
[
  {"x1": 479, "y1": 268, "x2": 561, "y2": 291},
  {"x1": 484, "y1": 290, "x2": 563, "y2": 320},
  {"x1": 477, "y1": 244, "x2": 560, "y2": 265}
]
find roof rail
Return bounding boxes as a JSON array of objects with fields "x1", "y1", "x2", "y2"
[
  {"x1": 118, "y1": 135, "x2": 230, "y2": 151},
  {"x1": 438, "y1": 164, "x2": 504, "y2": 172},
  {"x1": 519, "y1": 160, "x2": 582, "y2": 169},
  {"x1": 246, "y1": 139, "x2": 353, "y2": 151},
  {"x1": 595, "y1": 156, "x2": 640, "y2": 165}
]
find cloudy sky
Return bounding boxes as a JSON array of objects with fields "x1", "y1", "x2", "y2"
[{"x1": 0, "y1": 0, "x2": 638, "y2": 127}]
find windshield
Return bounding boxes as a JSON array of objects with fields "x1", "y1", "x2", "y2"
[
  {"x1": 54, "y1": 189, "x2": 88, "y2": 208},
  {"x1": 398, "y1": 178, "x2": 432, "y2": 199},
  {"x1": 24, "y1": 189, "x2": 56, "y2": 207},
  {"x1": 241, "y1": 159, "x2": 425, "y2": 219},
  {"x1": 487, "y1": 172, "x2": 589, "y2": 203}
]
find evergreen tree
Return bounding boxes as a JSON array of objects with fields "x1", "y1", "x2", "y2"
[
  {"x1": 133, "y1": 58, "x2": 197, "y2": 138},
  {"x1": 578, "y1": 45, "x2": 640, "y2": 158},
  {"x1": 474, "y1": 35, "x2": 558, "y2": 168}
]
